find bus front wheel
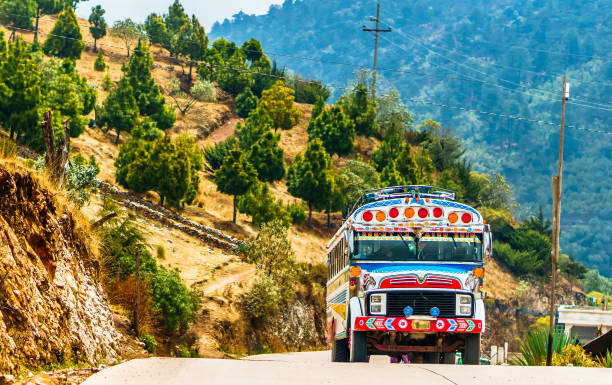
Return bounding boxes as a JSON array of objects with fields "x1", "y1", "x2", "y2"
[
  {"x1": 462, "y1": 333, "x2": 481, "y2": 365},
  {"x1": 350, "y1": 330, "x2": 368, "y2": 362}
]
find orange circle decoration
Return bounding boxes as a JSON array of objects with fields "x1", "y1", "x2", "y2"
[
  {"x1": 350, "y1": 266, "x2": 362, "y2": 277},
  {"x1": 448, "y1": 213, "x2": 459, "y2": 223},
  {"x1": 376, "y1": 211, "x2": 386, "y2": 222},
  {"x1": 405, "y1": 208, "x2": 415, "y2": 218},
  {"x1": 473, "y1": 267, "x2": 485, "y2": 278}
]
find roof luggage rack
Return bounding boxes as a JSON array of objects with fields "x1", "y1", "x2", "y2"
[{"x1": 364, "y1": 185, "x2": 456, "y2": 203}]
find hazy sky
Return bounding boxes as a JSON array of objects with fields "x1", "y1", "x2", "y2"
[{"x1": 75, "y1": 0, "x2": 283, "y2": 31}]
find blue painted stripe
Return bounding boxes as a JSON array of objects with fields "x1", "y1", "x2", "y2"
[
  {"x1": 354, "y1": 262, "x2": 480, "y2": 274},
  {"x1": 329, "y1": 289, "x2": 347, "y2": 304}
]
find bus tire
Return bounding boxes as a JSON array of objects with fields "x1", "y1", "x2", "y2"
[
  {"x1": 463, "y1": 333, "x2": 481, "y2": 365},
  {"x1": 442, "y1": 352, "x2": 456, "y2": 364},
  {"x1": 350, "y1": 331, "x2": 368, "y2": 362},
  {"x1": 331, "y1": 337, "x2": 349, "y2": 362}
]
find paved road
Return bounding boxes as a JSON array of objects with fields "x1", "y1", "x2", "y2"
[{"x1": 83, "y1": 351, "x2": 612, "y2": 385}]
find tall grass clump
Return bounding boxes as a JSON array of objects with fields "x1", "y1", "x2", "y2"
[
  {"x1": 0, "y1": 137, "x2": 17, "y2": 159},
  {"x1": 513, "y1": 328, "x2": 573, "y2": 366}
]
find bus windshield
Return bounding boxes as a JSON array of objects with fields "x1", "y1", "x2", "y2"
[{"x1": 352, "y1": 232, "x2": 482, "y2": 262}]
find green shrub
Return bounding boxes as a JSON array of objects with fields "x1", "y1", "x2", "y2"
[
  {"x1": 94, "y1": 50, "x2": 106, "y2": 71},
  {"x1": 494, "y1": 241, "x2": 543, "y2": 277},
  {"x1": 151, "y1": 266, "x2": 202, "y2": 334},
  {"x1": 243, "y1": 274, "x2": 282, "y2": 320},
  {"x1": 0, "y1": 137, "x2": 17, "y2": 159},
  {"x1": 552, "y1": 344, "x2": 597, "y2": 367},
  {"x1": 235, "y1": 87, "x2": 258, "y2": 118},
  {"x1": 102, "y1": 73, "x2": 114, "y2": 91},
  {"x1": 192, "y1": 80, "x2": 217, "y2": 102},
  {"x1": 203, "y1": 137, "x2": 236, "y2": 173},
  {"x1": 64, "y1": 153, "x2": 100, "y2": 208},
  {"x1": 140, "y1": 333, "x2": 158, "y2": 354},
  {"x1": 237, "y1": 183, "x2": 290, "y2": 227},
  {"x1": 156, "y1": 245, "x2": 166, "y2": 260},
  {"x1": 286, "y1": 202, "x2": 306, "y2": 225},
  {"x1": 513, "y1": 328, "x2": 573, "y2": 366}
]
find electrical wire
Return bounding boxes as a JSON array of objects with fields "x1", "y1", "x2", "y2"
[
  {"x1": 377, "y1": 18, "x2": 612, "y2": 111},
  {"x1": 1, "y1": 21, "x2": 610, "y2": 136}
]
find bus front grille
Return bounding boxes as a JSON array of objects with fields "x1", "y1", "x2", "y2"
[{"x1": 385, "y1": 291, "x2": 457, "y2": 318}]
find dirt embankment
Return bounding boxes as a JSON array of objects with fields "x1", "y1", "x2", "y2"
[{"x1": 0, "y1": 162, "x2": 120, "y2": 374}]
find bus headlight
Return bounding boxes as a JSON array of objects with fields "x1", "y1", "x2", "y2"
[
  {"x1": 456, "y1": 294, "x2": 472, "y2": 316},
  {"x1": 369, "y1": 293, "x2": 386, "y2": 315}
]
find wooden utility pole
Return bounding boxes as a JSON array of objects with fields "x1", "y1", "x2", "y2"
[
  {"x1": 134, "y1": 247, "x2": 141, "y2": 337},
  {"x1": 362, "y1": 4, "x2": 391, "y2": 99},
  {"x1": 546, "y1": 76, "x2": 569, "y2": 366}
]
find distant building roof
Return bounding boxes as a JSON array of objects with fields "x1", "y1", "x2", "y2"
[{"x1": 558, "y1": 305, "x2": 612, "y2": 328}]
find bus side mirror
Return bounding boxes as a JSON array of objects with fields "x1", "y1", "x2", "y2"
[
  {"x1": 483, "y1": 225, "x2": 493, "y2": 258},
  {"x1": 347, "y1": 231, "x2": 354, "y2": 254}
]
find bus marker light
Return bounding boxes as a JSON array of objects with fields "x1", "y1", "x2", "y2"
[
  {"x1": 433, "y1": 207, "x2": 443, "y2": 218},
  {"x1": 418, "y1": 208, "x2": 428, "y2": 218},
  {"x1": 430, "y1": 307, "x2": 440, "y2": 317},
  {"x1": 350, "y1": 266, "x2": 361, "y2": 277},
  {"x1": 461, "y1": 213, "x2": 472, "y2": 223},
  {"x1": 405, "y1": 208, "x2": 415, "y2": 218},
  {"x1": 389, "y1": 207, "x2": 399, "y2": 218},
  {"x1": 473, "y1": 267, "x2": 485, "y2": 278},
  {"x1": 403, "y1": 306, "x2": 413, "y2": 317},
  {"x1": 362, "y1": 211, "x2": 373, "y2": 222},
  {"x1": 448, "y1": 213, "x2": 458, "y2": 223},
  {"x1": 376, "y1": 211, "x2": 386, "y2": 221}
]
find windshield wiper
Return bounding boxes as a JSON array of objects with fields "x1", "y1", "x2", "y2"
[
  {"x1": 450, "y1": 233, "x2": 458, "y2": 250},
  {"x1": 398, "y1": 233, "x2": 414, "y2": 252}
]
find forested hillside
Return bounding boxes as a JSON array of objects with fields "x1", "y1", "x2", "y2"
[{"x1": 211, "y1": 0, "x2": 612, "y2": 276}]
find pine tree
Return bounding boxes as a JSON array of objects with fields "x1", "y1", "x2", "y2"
[
  {"x1": 238, "y1": 182, "x2": 289, "y2": 227},
  {"x1": 42, "y1": 59, "x2": 93, "y2": 138},
  {"x1": 99, "y1": 76, "x2": 139, "y2": 144},
  {"x1": 260, "y1": 80, "x2": 302, "y2": 132},
  {"x1": 144, "y1": 14, "x2": 168, "y2": 46},
  {"x1": 216, "y1": 51, "x2": 252, "y2": 95},
  {"x1": 396, "y1": 145, "x2": 422, "y2": 185},
  {"x1": 339, "y1": 82, "x2": 377, "y2": 137},
  {"x1": 94, "y1": 50, "x2": 106, "y2": 71},
  {"x1": 241, "y1": 38, "x2": 264, "y2": 63},
  {"x1": 214, "y1": 147, "x2": 258, "y2": 223},
  {"x1": 33, "y1": 1, "x2": 65, "y2": 43},
  {"x1": 124, "y1": 41, "x2": 175, "y2": 129},
  {"x1": 0, "y1": 38, "x2": 43, "y2": 146},
  {"x1": 248, "y1": 130, "x2": 285, "y2": 183},
  {"x1": 287, "y1": 138, "x2": 333, "y2": 226},
  {"x1": 164, "y1": 0, "x2": 189, "y2": 35},
  {"x1": 235, "y1": 87, "x2": 258, "y2": 118},
  {"x1": 372, "y1": 123, "x2": 404, "y2": 172},
  {"x1": 88, "y1": 5, "x2": 107, "y2": 52},
  {"x1": 149, "y1": 135, "x2": 191, "y2": 208},
  {"x1": 380, "y1": 160, "x2": 405, "y2": 187},
  {"x1": 178, "y1": 15, "x2": 208, "y2": 82},
  {"x1": 0, "y1": 0, "x2": 37, "y2": 40},
  {"x1": 307, "y1": 105, "x2": 354, "y2": 156},
  {"x1": 235, "y1": 106, "x2": 274, "y2": 151},
  {"x1": 197, "y1": 47, "x2": 223, "y2": 82},
  {"x1": 43, "y1": 7, "x2": 85, "y2": 59}
]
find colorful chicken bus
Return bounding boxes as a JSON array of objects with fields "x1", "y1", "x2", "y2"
[{"x1": 326, "y1": 186, "x2": 492, "y2": 364}]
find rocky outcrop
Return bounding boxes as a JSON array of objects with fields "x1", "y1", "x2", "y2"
[{"x1": 0, "y1": 164, "x2": 118, "y2": 374}]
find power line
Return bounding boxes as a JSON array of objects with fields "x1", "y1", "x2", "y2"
[
  {"x1": 405, "y1": 98, "x2": 612, "y2": 135},
  {"x1": 2, "y1": 21, "x2": 611, "y2": 136},
  {"x1": 378, "y1": 18, "x2": 612, "y2": 110}
]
